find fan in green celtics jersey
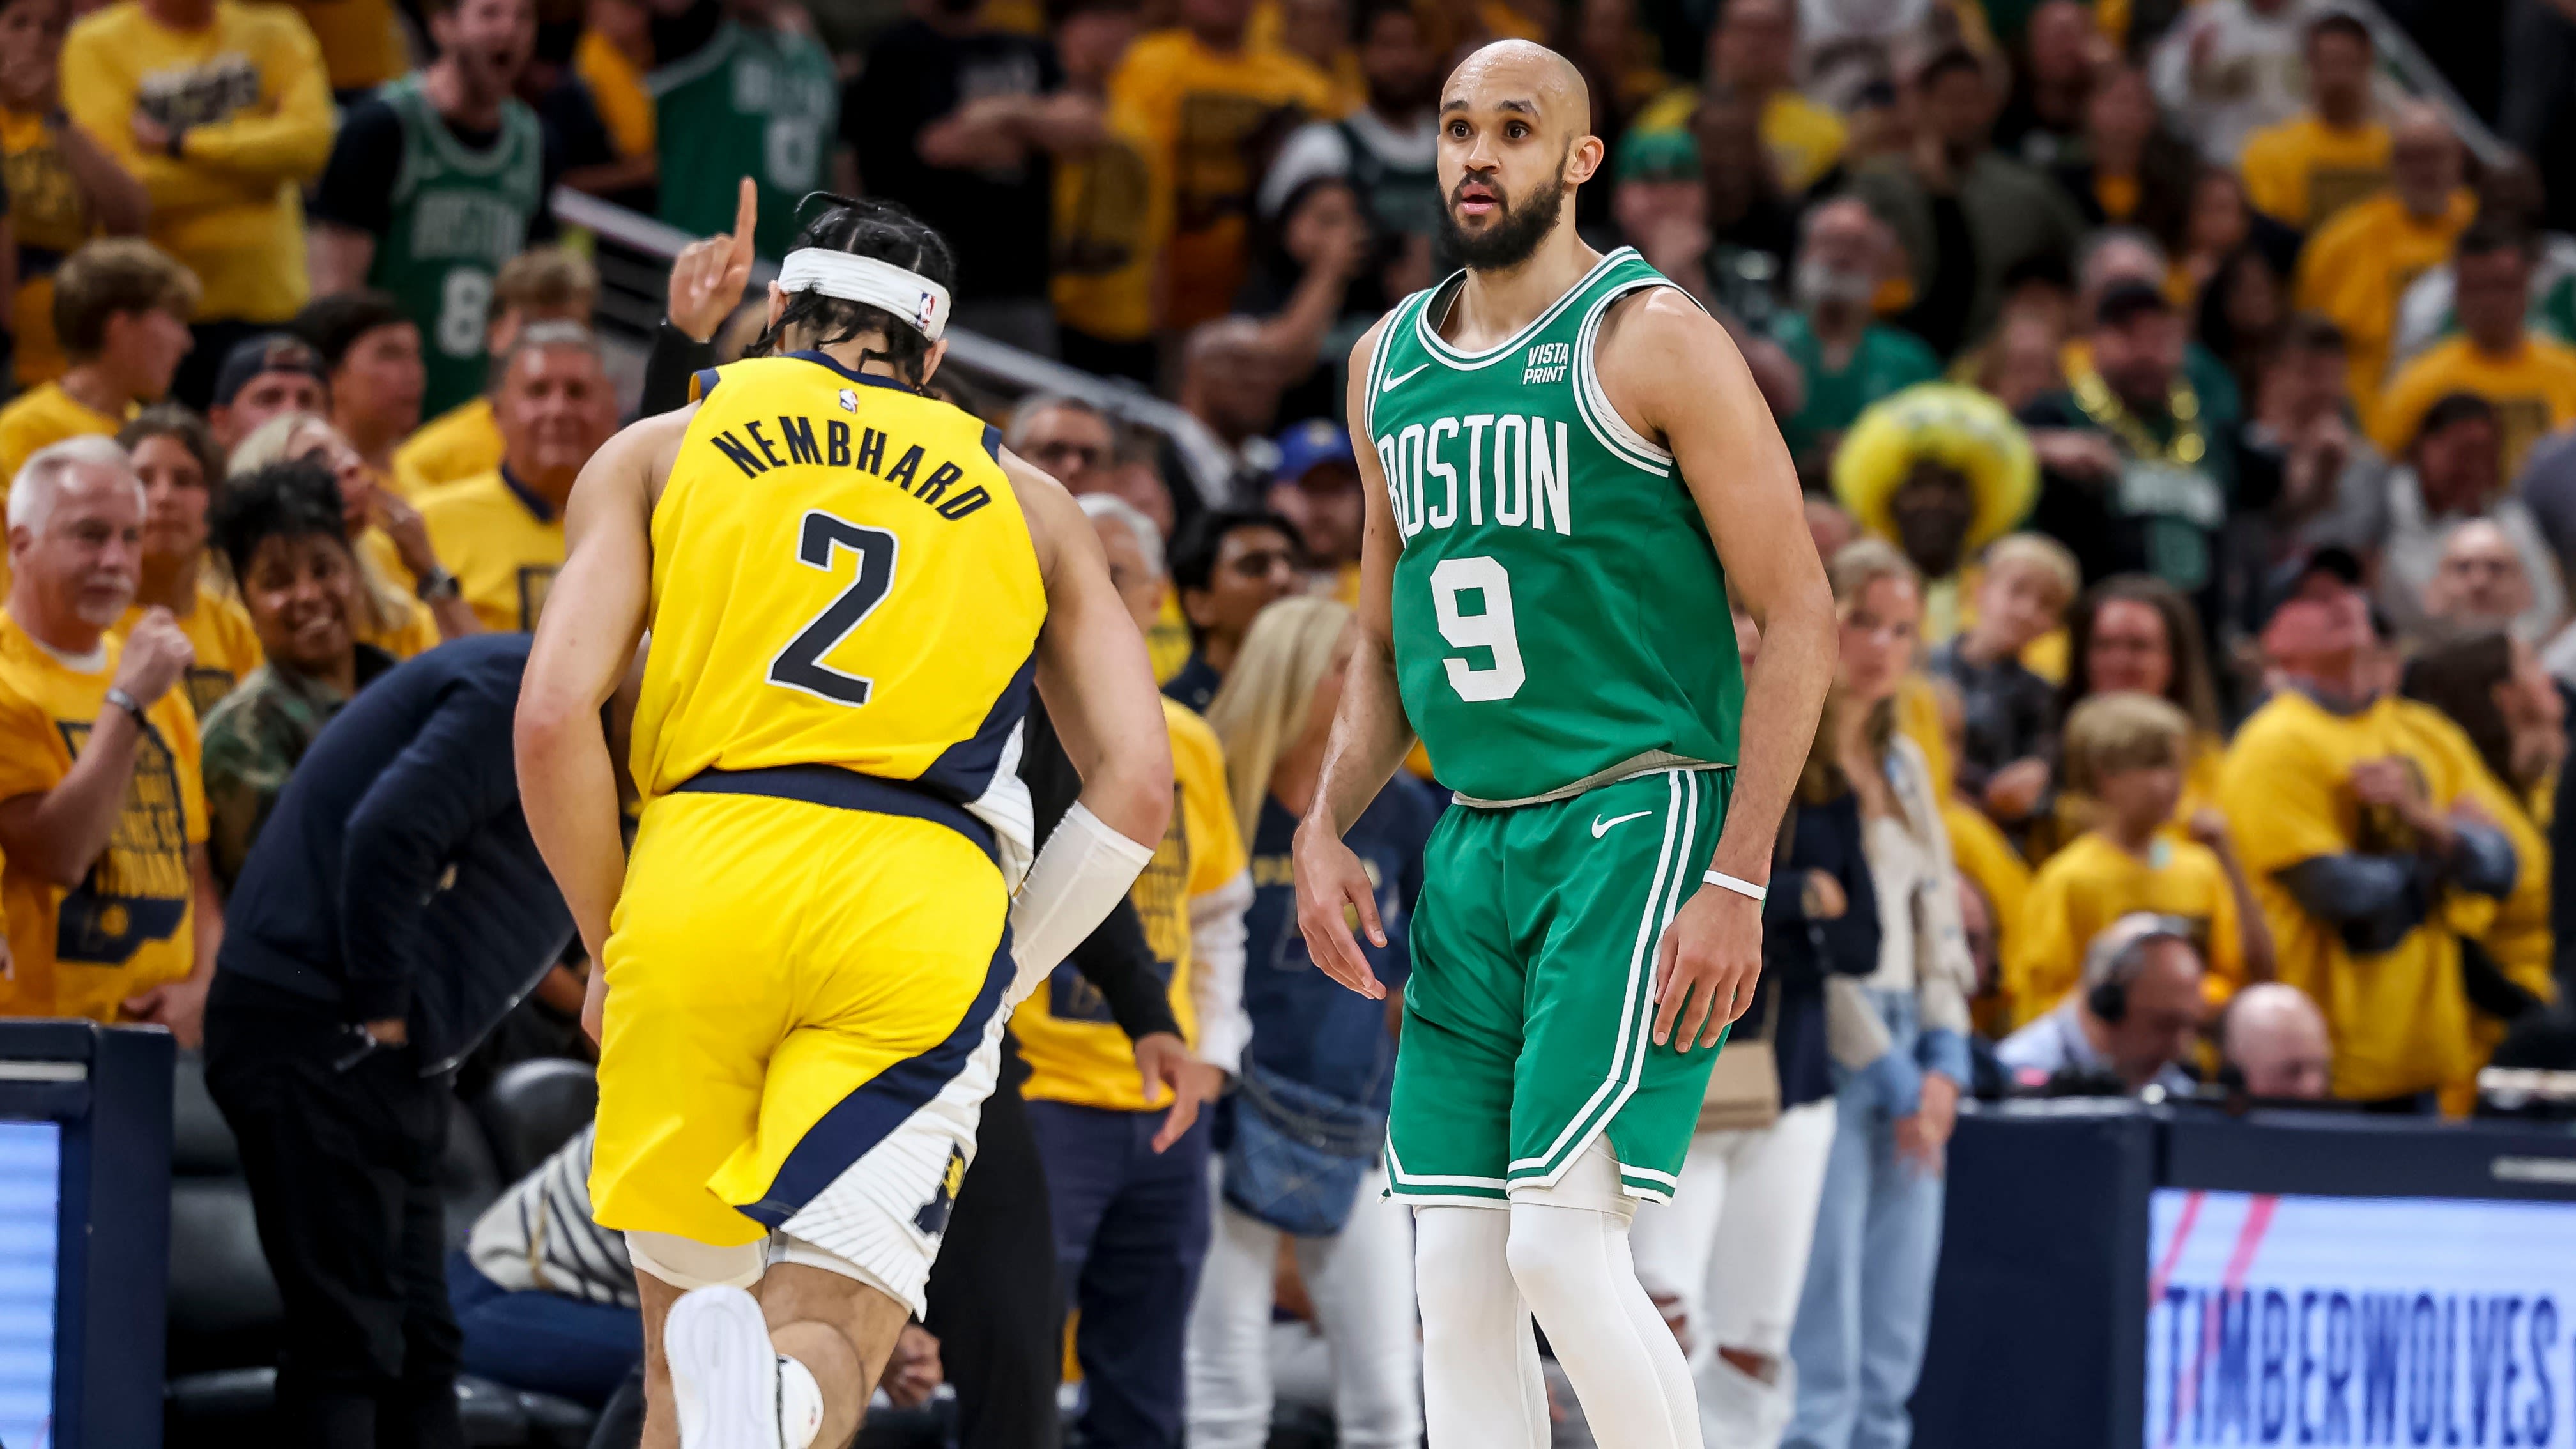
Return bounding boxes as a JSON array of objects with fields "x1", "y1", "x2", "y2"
[
  {"x1": 648, "y1": 0, "x2": 839, "y2": 262},
  {"x1": 1289, "y1": 40, "x2": 1837, "y2": 1449},
  {"x1": 307, "y1": 0, "x2": 549, "y2": 421}
]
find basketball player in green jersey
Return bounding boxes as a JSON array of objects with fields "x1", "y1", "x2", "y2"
[{"x1": 1292, "y1": 41, "x2": 1837, "y2": 1449}]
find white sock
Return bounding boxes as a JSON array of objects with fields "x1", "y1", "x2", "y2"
[
  {"x1": 777, "y1": 1354, "x2": 823, "y2": 1449},
  {"x1": 1411, "y1": 1205, "x2": 1547, "y2": 1449},
  {"x1": 1506, "y1": 1147, "x2": 1702, "y2": 1449}
]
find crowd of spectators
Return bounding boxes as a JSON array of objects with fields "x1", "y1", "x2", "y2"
[{"x1": 1, "y1": 0, "x2": 2575, "y2": 1439}]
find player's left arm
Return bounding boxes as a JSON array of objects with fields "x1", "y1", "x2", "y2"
[
  {"x1": 515, "y1": 411, "x2": 682, "y2": 1039},
  {"x1": 1597, "y1": 288, "x2": 1839, "y2": 1052}
]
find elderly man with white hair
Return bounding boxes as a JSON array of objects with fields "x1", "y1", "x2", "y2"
[{"x1": 0, "y1": 434, "x2": 218, "y2": 1042}]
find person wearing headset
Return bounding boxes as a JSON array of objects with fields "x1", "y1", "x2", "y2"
[{"x1": 1995, "y1": 912, "x2": 2207, "y2": 1095}]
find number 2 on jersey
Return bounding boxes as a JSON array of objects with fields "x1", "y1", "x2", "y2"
[
  {"x1": 1431, "y1": 555, "x2": 1525, "y2": 702},
  {"x1": 769, "y1": 511, "x2": 900, "y2": 705}
]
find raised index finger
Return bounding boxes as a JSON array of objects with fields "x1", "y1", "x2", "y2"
[{"x1": 728, "y1": 177, "x2": 759, "y2": 269}]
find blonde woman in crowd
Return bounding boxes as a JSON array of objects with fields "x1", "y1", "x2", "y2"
[
  {"x1": 1786, "y1": 539, "x2": 1979, "y2": 1449},
  {"x1": 227, "y1": 412, "x2": 471, "y2": 654},
  {"x1": 1190, "y1": 594, "x2": 1437, "y2": 1449}
]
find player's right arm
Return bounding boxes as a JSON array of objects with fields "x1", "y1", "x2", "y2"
[
  {"x1": 1292, "y1": 318, "x2": 1416, "y2": 1001},
  {"x1": 1002, "y1": 452, "x2": 1174, "y2": 985},
  {"x1": 515, "y1": 409, "x2": 687, "y2": 1038}
]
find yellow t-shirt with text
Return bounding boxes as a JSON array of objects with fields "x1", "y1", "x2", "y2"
[
  {"x1": 417, "y1": 470, "x2": 565, "y2": 633},
  {"x1": 392, "y1": 397, "x2": 505, "y2": 500},
  {"x1": 2294, "y1": 189, "x2": 2475, "y2": 414},
  {"x1": 1053, "y1": 98, "x2": 1169, "y2": 345},
  {"x1": 1104, "y1": 31, "x2": 1338, "y2": 331},
  {"x1": 2004, "y1": 830, "x2": 2243, "y2": 1029},
  {"x1": 119, "y1": 581, "x2": 263, "y2": 724},
  {"x1": 2219, "y1": 691, "x2": 2486, "y2": 1101},
  {"x1": 61, "y1": 0, "x2": 334, "y2": 324},
  {"x1": 0, "y1": 611, "x2": 206, "y2": 1023},
  {"x1": 2370, "y1": 334, "x2": 2576, "y2": 479},
  {"x1": 1015, "y1": 697, "x2": 1247, "y2": 1112},
  {"x1": 2239, "y1": 116, "x2": 2390, "y2": 233}
]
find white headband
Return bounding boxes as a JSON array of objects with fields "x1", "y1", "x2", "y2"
[{"x1": 777, "y1": 249, "x2": 951, "y2": 342}]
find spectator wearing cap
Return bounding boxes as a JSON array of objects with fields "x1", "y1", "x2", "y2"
[
  {"x1": 1607, "y1": 127, "x2": 1720, "y2": 304},
  {"x1": 2220, "y1": 567, "x2": 2519, "y2": 1106},
  {"x1": 0, "y1": 436, "x2": 216, "y2": 1040},
  {"x1": 2237, "y1": 13, "x2": 2388, "y2": 233},
  {"x1": 1266, "y1": 420, "x2": 1363, "y2": 602},
  {"x1": 1774, "y1": 197, "x2": 1940, "y2": 483},
  {"x1": 116, "y1": 406, "x2": 263, "y2": 721},
  {"x1": 291, "y1": 289, "x2": 426, "y2": 496},
  {"x1": 417, "y1": 325, "x2": 614, "y2": 632},
  {"x1": 2216, "y1": 981, "x2": 2333, "y2": 1097},
  {"x1": 392, "y1": 247, "x2": 599, "y2": 500},
  {"x1": 198, "y1": 459, "x2": 399, "y2": 893},
  {"x1": 2062, "y1": 227, "x2": 2248, "y2": 440},
  {"x1": 59, "y1": 0, "x2": 332, "y2": 407},
  {"x1": 2375, "y1": 220, "x2": 2576, "y2": 480},
  {"x1": 0, "y1": 238, "x2": 195, "y2": 501},
  {"x1": 208, "y1": 334, "x2": 332, "y2": 455},
  {"x1": 1163, "y1": 508, "x2": 1305, "y2": 713},
  {"x1": 1995, "y1": 912, "x2": 2207, "y2": 1096},
  {"x1": 2023, "y1": 280, "x2": 2239, "y2": 645},
  {"x1": 2376, "y1": 392, "x2": 2568, "y2": 641},
  {"x1": 1850, "y1": 45, "x2": 2085, "y2": 358}
]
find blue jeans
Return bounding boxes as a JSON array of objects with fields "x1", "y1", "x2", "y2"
[
  {"x1": 1784, "y1": 990, "x2": 1947, "y2": 1449},
  {"x1": 1027, "y1": 1098, "x2": 1215, "y2": 1449},
  {"x1": 444, "y1": 1252, "x2": 643, "y2": 1409}
]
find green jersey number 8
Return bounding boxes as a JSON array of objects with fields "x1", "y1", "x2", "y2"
[
  {"x1": 438, "y1": 268, "x2": 493, "y2": 358},
  {"x1": 1430, "y1": 555, "x2": 1525, "y2": 702}
]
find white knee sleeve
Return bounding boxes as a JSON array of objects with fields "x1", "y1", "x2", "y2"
[
  {"x1": 1411, "y1": 1205, "x2": 1547, "y2": 1449},
  {"x1": 1503, "y1": 1144, "x2": 1702, "y2": 1449},
  {"x1": 626, "y1": 1231, "x2": 767, "y2": 1292}
]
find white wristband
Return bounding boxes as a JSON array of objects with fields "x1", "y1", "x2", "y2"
[{"x1": 1702, "y1": 870, "x2": 1767, "y2": 903}]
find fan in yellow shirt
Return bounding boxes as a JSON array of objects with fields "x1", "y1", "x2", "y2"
[
  {"x1": 1250, "y1": 0, "x2": 1367, "y2": 116},
  {"x1": 2372, "y1": 222, "x2": 2576, "y2": 478},
  {"x1": 2395, "y1": 631, "x2": 2562, "y2": 1110},
  {"x1": 0, "y1": 240, "x2": 194, "y2": 510},
  {"x1": 276, "y1": 0, "x2": 406, "y2": 97},
  {"x1": 0, "y1": 436, "x2": 215, "y2": 1040},
  {"x1": 117, "y1": 407, "x2": 261, "y2": 721},
  {"x1": 415, "y1": 324, "x2": 615, "y2": 633},
  {"x1": 2235, "y1": 15, "x2": 2388, "y2": 232},
  {"x1": 1104, "y1": 20, "x2": 1337, "y2": 330},
  {"x1": 391, "y1": 247, "x2": 599, "y2": 499},
  {"x1": 2005, "y1": 693, "x2": 2272, "y2": 1029},
  {"x1": 0, "y1": 63, "x2": 151, "y2": 392},
  {"x1": 61, "y1": 0, "x2": 334, "y2": 341},
  {"x1": 1017, "y1": 693, "x2": 1251, "y2": 1112},
  {"x1": 1627, "y1": 4, "x2": 1844, "y2": 194},
  {"x1": 2220, "y1": 586, "x2": 2517, "y2": 1104},
  {"x1": 2292, "y1": 107, "x2": 2472, "y2": 415}
]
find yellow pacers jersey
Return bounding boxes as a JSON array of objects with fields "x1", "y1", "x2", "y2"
[
  {"x1": 418, "y1": 468, "x2": 566, "y2": 632},
  {"x1": 393, "y1": 397, "x2": 505, "y2": 499},
  {"x1": 1015, "y1": 696, "x2": 1246, "y2": 1112},
  {"x1": 0, "y1": 611, "x2": 205, "y2": 1023},
  {"x1": 634, "y1": 354, "x2": 1046, "y2": 829}
]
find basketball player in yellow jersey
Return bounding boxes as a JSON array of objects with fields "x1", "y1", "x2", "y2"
[{"x1": 516, "y1": 194, "x2": 1174, "y2": 1449}]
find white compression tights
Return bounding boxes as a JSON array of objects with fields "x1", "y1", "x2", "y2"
[{"x1": 1413, "y1": 1143, "x2": 1703, "y2": 1449}]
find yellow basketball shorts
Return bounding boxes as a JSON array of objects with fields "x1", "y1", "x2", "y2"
[{"x1": 589, "y1": 767, "x2": 1011, "y2": 1312}]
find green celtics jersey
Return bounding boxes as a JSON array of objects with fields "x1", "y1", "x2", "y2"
[
  {"x1": 369, "y1": 77, "x2": 546, "y2": 420},
  {"x1": 1363, "y1": 247, "x2": 1744, "y2": 804},
  {"x1": 650, "y1": 20, "x2": 838, "y2": 260}
]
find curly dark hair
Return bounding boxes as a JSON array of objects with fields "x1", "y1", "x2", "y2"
[
  {"x1": 207, "y1": 459, "x2": 348, "y2": 584},
  {"x1": 744, "y1": 194, "x2": 960, "y2": 388}
]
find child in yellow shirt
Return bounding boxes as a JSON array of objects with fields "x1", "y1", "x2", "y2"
[{"x1": 2007, "y1": 692, "x2": 2273, "y2": 1029}]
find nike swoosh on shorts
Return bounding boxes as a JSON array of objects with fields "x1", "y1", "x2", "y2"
[{"x1": 1590, "y1": 810, "x2": 1652, "y2": 838}]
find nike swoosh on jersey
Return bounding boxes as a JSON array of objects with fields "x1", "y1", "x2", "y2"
[
  {"x1": 1590, "y1": 810, "x2": 1652, "y2": 838},
  {"x1": 1381, "y1": 362, "x2": 1432, "y2": 393}
]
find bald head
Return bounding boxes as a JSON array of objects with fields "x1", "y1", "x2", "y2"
[
  {"x1": 2391, "y1": 103, "x2": 2463, "y2": 218},
  {"x1": 1445, "y1": 40, "x2": 1591, "y2": 133},
  {"x1": 1438, "y1": 42, "x2": 1602, "y2": 272},
  {"x1": 2430, "y1": 518, "x2": 2529, "y2": 624},
  {"x1": 2222, "y1": 983, "x2": 2331, "y2": 1099}
]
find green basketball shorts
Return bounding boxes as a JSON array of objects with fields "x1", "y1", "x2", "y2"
[{"x1": 1386, "y1": 766, "x2": 1732, "y2": 1208}]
